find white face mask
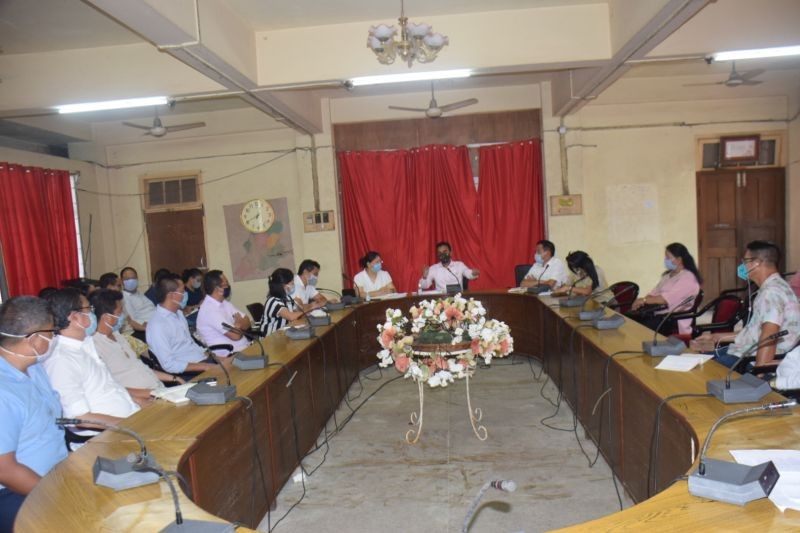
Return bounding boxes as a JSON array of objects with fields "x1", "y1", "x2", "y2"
[{"x1": 0, "y1": 332, "x2": 57, "y2": 363}]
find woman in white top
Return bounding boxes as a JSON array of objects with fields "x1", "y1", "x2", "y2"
[{"x1": 353, "y1": 251, "x2": 396, "y2": 299}]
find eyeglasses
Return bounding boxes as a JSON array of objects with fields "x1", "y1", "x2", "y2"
[
  {"x1": 742, "y1": 257, "x2": 758, "y2": 264},
  {"x1": 73, "y1": 305, "x2": 95, "y2": 313},
  {"x1": 0, "y1": 328, "x2": 58, "y2": 340}
]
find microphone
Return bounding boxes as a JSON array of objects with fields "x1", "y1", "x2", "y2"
[
  {"x1": 579, "y1": 282, "x2": 637, "y2": 321},
  {"x1": 461, "y1": 479, "x2": 518, "y2": 533},
  {"x1": 285, "y1": 303, "x2": 317, "y2": 340},
  {"x1": 558, "y1": 275, "x2": 589, "y2": 307},
  {"x1": 222, "y1": 322, "x2": 268, "y2": 370},
  {"x1": 56, "y1": 417, "x2": 159, "y2": 491},
  {"x1": 526, "y1": 264, "x2": 550, "y2": 294},
  {"x1": 707, "y1": 330, "x2": 789, "y2": 403},
  {"x1": 641, "y1": 294, "x2": 695, "y2": 356},
  {"x1": 339, "y1": 273, "x2": 363, "y2": 306},
  {"x1": 688, "y1": 399, "x2": 795, "y2": 505},
  {"x1": 316, "y1": 287, "x2": 349, "y2": 309},
  {"x1": 185, "y1": 342, "x2": 237, "y2": 405}
]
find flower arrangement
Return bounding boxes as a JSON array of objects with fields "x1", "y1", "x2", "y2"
[{"x1": 377, "y1": 294, "x2": 513, "y2": 387}]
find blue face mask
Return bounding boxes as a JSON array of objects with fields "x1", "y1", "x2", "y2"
[
  {"x1": 80, "y1": 312, "x2": 98, "y2": 336},
  {"x1": 122, "y1": 278, "x2": 138, "y2": 292},
  {"x1": 286, "y1": 285, "x2": 296, "y2": 296},
  {"x1": 371, "y1": 262, "x2": 382, "y2": 273},
  {"x1": 737, "y1": 262, "x2": 751, "y2": 281},
  {"x1": 664, "y1": 258, "x2": 677, "y2": 271},
  {"x1": 307, "y1": 275, "x2": 318, "y2": 286},
  {"x1": 106, "y1": 312, "x2": 126, "y2": 333},
  {"x1": 223, "y1": 287, "x2": 231, "y2": 299},
  {"x1": 534, "y1": 253, "x2": 544, "y2": 265},
  {"x1": 171, "y1": 291, "x2": 189, "y2": 309}
]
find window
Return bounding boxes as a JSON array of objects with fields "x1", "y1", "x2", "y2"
[
  {"x1": 143, "y1": 175, "x2": 201, "y2": 210},
  {"x1": 697, "y1": 133, "x2": 783, "y2": 170}
]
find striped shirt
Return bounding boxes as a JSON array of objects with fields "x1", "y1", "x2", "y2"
[{"x1": 260, "y1": 296, "x2": 296, "y2": 336}]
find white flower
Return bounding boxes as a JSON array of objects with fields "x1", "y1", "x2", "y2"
[
  {"x1": 377, "y1": 349, "x2": 393, "y2": 367},
  {"x1": 428, "y1": 374, "x2": 442, "y2": 387},
  {"x1": 454, "y1": 327, "x2": 463, "y2": 336},
  {"x1": 452, "y1": 336, "x2": 462, "y2": 344},
  {"x1": 448, "y1": 360, "x2": 464, "y2": 373},
  {"x1": 481, "y1": 329, "x2": 494, "y2": 342},
  {"x1": 393, "y1": 309, "x2": 401, "y2": 318},
  {"x1": 410, "y1": 365, "x2": 423, "y2": 378}
]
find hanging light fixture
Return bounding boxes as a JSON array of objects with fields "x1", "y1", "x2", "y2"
[{"x1": 367, "y1": 1, "x2": 448, "y2": 68}]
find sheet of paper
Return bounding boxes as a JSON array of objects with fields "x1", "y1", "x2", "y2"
[
  {"x1": 508, "y1": 287, "x2": 527, "y2": 294},
  {"x1": 730, "y1": 449, "x2": 800, "y2": 512},
  {"x1": 680, "y1": 353, "x2": 714, "y2": 364},
  {"x1": 151, "y1": 383, "x2": 194, "y2": 405},
  {"x1": 655, "y1": 355, "x2": 701, "y2": 372},
  {"x1": 372, "y1": 292, "x2": 408, "y2": 300},
  {"x1": 417, "y1": 290, "x2": 445, "y2": 296}
]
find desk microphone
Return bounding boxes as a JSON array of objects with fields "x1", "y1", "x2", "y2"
[
  {"x1": 339, "y1": 273, "x2": 363, "y2": 305},
  {"x1": 641, "y1": 295, "x2": 695, "y2": 356},
  {"x1": 186, "y1": 343, "x2": 237, "y2": 405},
  {"x1": 688, "y1": 399, "x2": 795, "y2": 505},
  {"x1": 56, "y1": 418, "x2": 159, "y2": 491},
  {"x1": 526, "y1": 264, "x2": 550, "y2": 294},
  {"x1": 222, "y1": 322, "x2": 268, "y2": 370},
  {"x1": 461, "y1": 479, "x2": 517, "y2": 533},
  {"x1": 559, "y1": 275, "x2": 589, "y2": 307},
  {"x1": 317, "y1": 287, "x2": 349, "y2": 309},
  {"x1": 707, "y1": 330, "x2": 788, "y2": 403},
  {"x1": 579, "y1": 283, "x2": 637, "y2": 321},
  {"x1": 286, "y1": 304, "x2": 317, "y2": 340}
]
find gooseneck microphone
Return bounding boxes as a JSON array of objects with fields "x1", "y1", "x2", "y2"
[
  {"x1": 688, "y1": 400, "x2": 796, "y2": 505},
  {"x1": 222, "y1": 322, "x2": 268, "y2": 370},
  {"x1": 461, "y1": 479, "x2": 517, "y2": 533},
  {"x1": 707, "y1": 330, "x2": 789, "y2": 403},
  {"x1": 526, "y1": 264, "x2": 550, "y2": 294},
  {"x1": 642, "y1": 294, "x2": 695, "y2": 356},
  {"x1": 185, "y1": 342, "x2": 237, "y2": 405},
  {"x1": 56, "y1": 418, "x2": 159, "y2": 491},
  {"x1": 566, "y1": 275, "x2": 587, "y2": 297},
  {"x1": 285, "y1": 302, "x2": 319, "y2": 340},
  {"x1": 579, "y1": 283, "x2": 637, "y2": 321}
]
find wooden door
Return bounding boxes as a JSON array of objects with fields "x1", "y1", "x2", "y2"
[
  {"x1": 697, "y1": 167, "x2": 785, "y2": 301},
  {"x1": 144, "y1": 209, "x2": 207, "y2": 276},
  {"x1": 697, "y1": 170, "x2": 739, "y2": 301}
]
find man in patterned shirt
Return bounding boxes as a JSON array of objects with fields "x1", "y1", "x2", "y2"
[{"x1": 714, "y1": 241, "x2": 800, "y2": 368}]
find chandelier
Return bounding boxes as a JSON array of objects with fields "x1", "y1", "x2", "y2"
[{"x1": 367, "y1": 1, "x2": 449, "y2": 67}]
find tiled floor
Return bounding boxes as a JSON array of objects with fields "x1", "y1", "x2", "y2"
[{"x1": 259, "y1": 356, "x2": 633, "y2": 533}]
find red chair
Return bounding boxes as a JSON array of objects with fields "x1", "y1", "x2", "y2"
[
  {"x1": 606, "y1": 281, "x2": 639, "y2": 313},
  {"x1": 670, "y1": 292, "x2": 743, "y2": 345}
]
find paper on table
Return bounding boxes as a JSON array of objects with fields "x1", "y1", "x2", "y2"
[
  {"x1": 372, "y1": 292, "x2": 407, "y2": 300},
  {"x1": 730, "y1": 449, "x2": 800, "y2": 512},
  {"x1": 151, "y1": 383, "x2": 194, "y2": 405},
  {"x1": 508, "y1": 287, "x2": 527, "y2": 294},
  {"x1": 655, "y1": 355, "x2": 702, "y2": 372},
  {"x1": 681, "y1": 353, "x2": 714, "y2": 364},
  {"x1": 418, "y1": 290, "x2": 445, "y2": 296}
]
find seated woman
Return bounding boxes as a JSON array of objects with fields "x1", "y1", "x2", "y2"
[
  {"x1": 353, "y1": 251, "x2": 396, "y2": 299},
  {"x1": 181, "y1": 268, "x2": 204, "y2": 328},
  {"x1": 552, "y1": 251, "x2": 604, "y2": 297},
  {"x1": 629, "y1": 242, "x2": 701, "y2": 335},
  {"x1": 260, "y1": 268, "x2": 321, "y2": 336}
]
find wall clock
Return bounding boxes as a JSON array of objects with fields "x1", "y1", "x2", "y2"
[{"x1": 240, "y1": 198, "x2": 275, "y2": 233}]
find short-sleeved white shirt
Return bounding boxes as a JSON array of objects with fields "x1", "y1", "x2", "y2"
[
  {"x1": 122, "y1": 290, "x2": 156, "y2": 324},
  {"x1": 293, "y1": 274, "x2": 319, "y2": 304},
  {"x1": 353, "y1": 269, "x2": 393, "y2": 293}
]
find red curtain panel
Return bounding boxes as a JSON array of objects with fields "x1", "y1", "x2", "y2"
[
  {"x1": 338, "y1": 140, "x2": 543, "y2": 292},
  {"x1": 0, "y1": 162, "x2": 80, "y2": 296},
  {"x1": 477, "y1": 140, "x2": 545, "y2": 288}
]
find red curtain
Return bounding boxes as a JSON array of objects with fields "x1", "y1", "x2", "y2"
[
  {"x1": 0, "y1": 162, "x2": 80, "y2": 296},
  {"x1": 477, "y1": 140, "x2": 545, "y2": 288},
  {"x1": 339, "y1": 140, "x2": 544, "y2": 292}
]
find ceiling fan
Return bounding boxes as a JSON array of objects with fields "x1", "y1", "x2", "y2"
[
  {"x1": 388, "y1": 82, "x2": 478, "y2": 118},
  {"x1": 684, "y1": 61, "x2": 764, "y2": 88},
  {"x1": 122, "y1": 109, "x2": 206, "y2": 137}
]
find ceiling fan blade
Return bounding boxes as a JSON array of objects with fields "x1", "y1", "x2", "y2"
[
  {"x1": 122, "y1": 121, "x2": 152, "y2": 130},
  {"x1": 438, "y1": 98, "x2": 479, "y2": 112},
  {"x1": 388, "y1": 105, "x2": 428, "y2": 112},
  {"x1": 164, "y1": 122, "x2": 206, "y2": 132},
  {"x1": 739, "y1": 69, "x2": 765, "y2": 81}
]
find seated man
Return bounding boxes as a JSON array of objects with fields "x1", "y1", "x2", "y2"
[
  {"x1": 712, "y1": 241, "x2": 800, "y2": 368},
  {"x1": 146, "y1": 273, "x2": 222, "y2": 376},
  {"x1": 90, "y1": 289, "x2": 182, "y2": 390},
  {"x1": 0, "y1": 297, "x2": 67, "y2": 532},
  {"x1": 520, "y1": 239, "x2": 569, "y2": 289},
  {"x1": 769, "y1": 342, "x2": 800, "y2": 391},
  {"x1": 144, "y1": 268, "x2": 171, "y2": 306},
  {"x1": 419, "y1": 241, "x2": 479, "y2": 292},
  {"x1": 196, "y1": 270, "x2": 251, "y2": 356},
  {"x1": 120, "y1": 266, "x2": 156, "y2": 342},
  {"x1": 293, "y1": 259, "x2": 329, "y2": 312},
  {"x1": 42, "y1": 289, "x2": 140, "y2": 444},
  {"x1": 98, "y1": 272, "x2": 122, "y2": 292}
]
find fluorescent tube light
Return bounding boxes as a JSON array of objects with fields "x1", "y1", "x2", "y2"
[
  {"x1": 712, "y1": 45, "x2": 800, "y2": 62},
  {"x1": 55, "y1": 96, "x2": 169, "y2": 114},
  {"x1": 349, "y1": 69, "x2": 472, "y2": 87}
]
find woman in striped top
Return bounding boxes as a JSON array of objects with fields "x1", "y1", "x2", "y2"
[{"x1": 260, "y1": 268, "x2": 305, "y2": 336}]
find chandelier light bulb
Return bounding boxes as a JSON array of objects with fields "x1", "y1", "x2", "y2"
[{"x1": 367, "y1": 2, "x2": 448, "y2": 67}]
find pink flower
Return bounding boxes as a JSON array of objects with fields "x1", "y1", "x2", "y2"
[
  {"x1": 458, "y1": 358, "x2": 470, "y2": 367},
  {"x1": 444, "y1": 306, "x2": 463, "y2": 322},
  {"x1": 500, "y1": 339, "x2": 509, "y2": 353},
  {"x1": 379, "y1": 326, "x2": 396, "y2": 348},
  {"x1": 434, "y1": 357, "x2": 448, "y2": 370},
  {"x1": 471, "y1": 338, "x2": 480, "y2": 354},
  {"x1": 394, "y1": 356, "x2": 410, "y2": 373}
]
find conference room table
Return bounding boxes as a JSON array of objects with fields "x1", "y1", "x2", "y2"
[{"x1": 16, "y1": 290, "x2": 800, "y2": 531}]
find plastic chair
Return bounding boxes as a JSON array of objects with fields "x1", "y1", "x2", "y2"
[
  {"x1": 671, "y1": 293, "x2": 745, "y2": 339},
  {"x1": 514, "y1": 264, "x2": 532, "y2": 287},
  {"x1": 246, "y1": 302, "x2": 265, "y2": 324},
  {"x1": 606, "y1": 281, "x2": 639, "y2": 313}
]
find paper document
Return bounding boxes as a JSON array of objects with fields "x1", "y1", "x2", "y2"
[
  {"x1": 730, "y1": 449, "x2": 800, "y2": 512},
  {"x1": 372, "y1": 292, "x2": 408, "y2": 300},
  {"x1": 151, "y1": 383, "x2": 195, "y2": 405},
  {"x1": 417, "y1": 290, "x2": 445, "y2": 296},
  {"x1": 655, "y1": 355, "x2": 705, "y2": 372},
  {"x1": 309, "y1": 309, "x2": 327, "y2": 318},
  {"x1": 681, "y1": 353, "x2": 714, "y2": 364},
  {"x1": 508, "y1": 287, "x2": 527, "y2": 294}
]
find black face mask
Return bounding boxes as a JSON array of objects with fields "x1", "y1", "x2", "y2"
[{"x1": 438, "y1": 253, "x2": 451, "y2": 265}]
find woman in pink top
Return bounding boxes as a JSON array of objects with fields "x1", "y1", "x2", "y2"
[{"x1": 630, "y1": 242, "x2": 702, "y2": 335}]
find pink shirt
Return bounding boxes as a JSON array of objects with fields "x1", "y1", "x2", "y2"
[
  {"x1": 196, "y1": 297, "x2": 251, "y2": 355},
  {"x1": 648, "y1": 269, "x2": 701, "y2": 335}
]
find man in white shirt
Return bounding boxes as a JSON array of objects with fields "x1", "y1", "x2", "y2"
[
  {"x1": 294, "y1": 259, "x2": 329, "y2": 311},
  {"x1": 196, "y1": 270, "x2": 251, "y2": 356},
  {"x1": 521, "y1": 239, "x2": 569, "y2": 289},
  {"x1": 120, "y1": 266, "x2": 155, "y2": 342},
  {"x1": 419, "y1": 241, "x2": 479, "y2": 292},
  {"x1": 42, "y1": 289, "x2": 140, "y2": 436}
]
